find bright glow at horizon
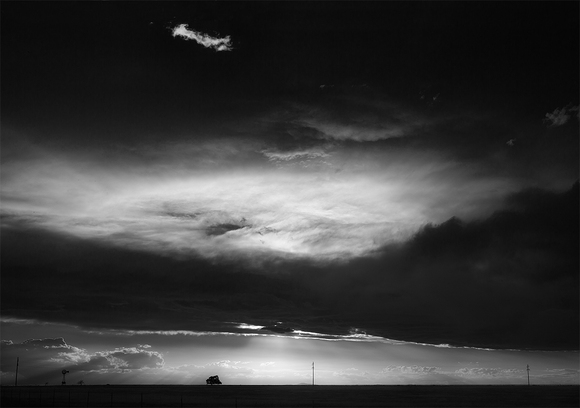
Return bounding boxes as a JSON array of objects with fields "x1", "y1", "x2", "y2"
[{"x1": 1, "y1": 319, "x2": 578, "y2": 386}]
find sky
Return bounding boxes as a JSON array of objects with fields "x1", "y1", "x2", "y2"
[{"x1": 1, "y1": 1, "x2": 578, "y2": 386}]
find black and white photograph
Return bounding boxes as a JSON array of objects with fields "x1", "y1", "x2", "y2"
[{"x1": 1, "y1": 1, "x2": 578, "y2": 406}]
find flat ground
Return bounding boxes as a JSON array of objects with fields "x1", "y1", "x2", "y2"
[{"x1": 1, "y1": 385, "x2": 578, "y2": 407}]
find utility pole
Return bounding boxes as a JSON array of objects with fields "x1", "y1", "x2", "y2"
[
  {"x1": 62, "y1": 369, "x2": 69, "y2": 385},
  {"x1": 15, "y1": 357, "x2": 19, "y2": 386},
  {"x1": 527, "y1": 364, "x2": 530, "y2": 386},
  {"x1": 312, "y1": 362, "x2": 315, "y2": 386}
]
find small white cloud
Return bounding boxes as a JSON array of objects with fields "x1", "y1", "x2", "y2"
[
  {"x1": 236, "y1": 323, "x2": 265, "y2": 330},
  {"x1": 172, "y1": 23, "x2": 232, "y2": 52},
  {"x1": 543, "y1": 104, "x2": 579, "y2": 127}
]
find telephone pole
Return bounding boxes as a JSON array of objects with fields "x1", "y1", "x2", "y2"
[
  {"x1": 15, "y1": 357, "x2": 19, "y2": 386},
  {"x1": 312, "y1": 362, "x2": 315, "y2": 386},
  {"x1": 527, "y1": 364, "x2": 530, "y2": 386},
  {"x1": 62, "y1": 369, "x2": 69, "y2": 385}
]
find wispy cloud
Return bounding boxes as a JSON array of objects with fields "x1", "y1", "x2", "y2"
[
  {"x1": 289, "y1": 100, "x2": 423, "y2": 142},
  {"x1": 300, "y1": 118, "x2": 407, "y2": 142},
  {"x1": 0, "y1": 136, "x2": 522, "y2": 265},
  {"x1": 332, "y1": 367, "x2": 371, "y2": 379},
  {"x1": 543, "y1": 104, "x2": 580, "y2": 127},
  {"x1": 172, "y1": 23, "x2": 232, "y2": 52},
  {"x1": 261, "y1": 146, "x2": 330, "y2": 162},
  {"x1": 454, "y1": 367, "x2": 523, "y2": 378},
  {"x1": 381, "y1": 365, "x2": 440, "y2": 374}
]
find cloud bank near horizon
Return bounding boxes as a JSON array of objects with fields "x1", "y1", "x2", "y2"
[{"x1": 1, "y1": 334, "x2": 578, "y2": 386}]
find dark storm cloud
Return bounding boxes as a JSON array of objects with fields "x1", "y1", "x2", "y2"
[
  {"x1": 306, "y1": 181, "x2": 579, "y2": 349},
  {"x1": 1, "y1": 183, "x2": 577, "y2": 350},
  {"x1": 1, "y1": 1, "x2": 578, "y2": 357}
]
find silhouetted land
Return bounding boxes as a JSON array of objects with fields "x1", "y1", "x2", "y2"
[{"x1": 1, "y1": 385, "x2": 578, "y2": 407}]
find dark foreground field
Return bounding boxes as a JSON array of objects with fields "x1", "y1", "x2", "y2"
[{"x1": 1, "y1": 385, "x2": 578, "y2": 407}]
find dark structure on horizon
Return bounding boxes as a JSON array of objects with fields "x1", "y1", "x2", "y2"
[
  {"x1": 61, "y1": 369, "x2": 69, "y2": 385},
  {"x1": 206, "y1": 375, "x2": 222, "y2": 385},
  {"x1": 15, "y1": 358, "x2": 19, "y2": 386},
  {"x1": 527, "y1": 365, "x2": 530, "y2": 386}
]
